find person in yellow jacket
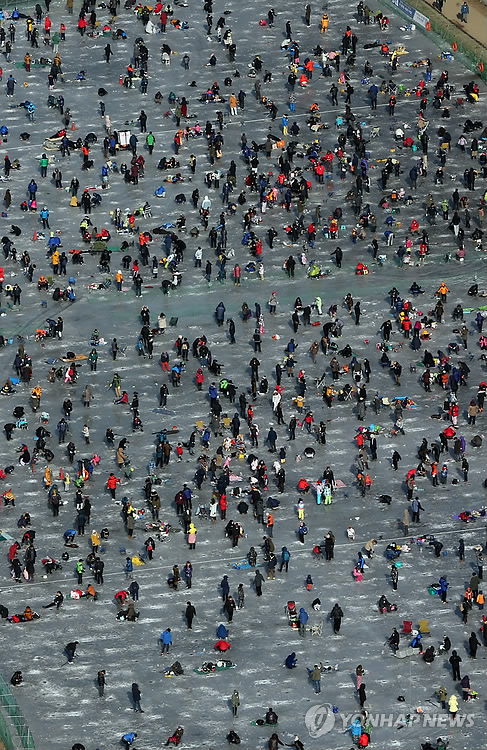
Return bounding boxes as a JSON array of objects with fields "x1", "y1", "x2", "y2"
[
  {"x1": 320, "y1": 13, "x2": 329, "y2": 32},
  {"x1": 187, "y1": 523, "x2": 197, "y2": 549},
  {"x1": 44, "y1": 466, "x2": 52, "y2": 488},
  {"x1": 3, "y1": 488, "x2": 15, "y2": 506},
  {"x1": 51, "y1": 249, "x2": 60, "y2": 274},
  {"x1": 91, "y1": 530, "x2": 101, "y2": 553},
  {"x1": 448, "y1": 694, "x2": 458, "y2": 717},
  {"x1": 115, "y1": 270, "x2": 123, "y2": 291}
]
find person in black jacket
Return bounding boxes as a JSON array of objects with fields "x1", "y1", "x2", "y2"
[
  {"x1": 43, "y1": 591, "x2": 64, "y2": 610},
  {"x1": 330, "y1": 603, "x2": 343, "y2": 633},
  {"x1": 97, "y1": 670, "x2": 106, "y2": 697},
  {"x1": 468, "y1": 631, "x2": 480, "y2": 658},
  {"x1": 132, "y1": 682, "x2": 143, "y2": 712},
  {"x1": 185, "y1": 601, "x2": 196, "y2": 629},
  {"x1": 449, "y1": 650, "x2": 462, "y2": 680},
  {"x1": 65, "y1": 641, "x2": 79, "y2": 663}
]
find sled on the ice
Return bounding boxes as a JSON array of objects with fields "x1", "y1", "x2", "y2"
[
  {"x1": 231, "y1": 560, "x2": 253, "y2": 570},
  {"x1": 453, "y1": 508, "x2": 487, "y2": 523},
  {"x1": 43, "y1": 130, "x2": 82, "y2": 151},
  {"x1": 67, "y1": 586, "x2": 98, "y2": 600},
  {"x1": 307, "y1": 664, "x2": 339, "y2": 674},
  {"x1": 394, "y1": 396, "x2": 419, "y2": 408},
  {"x1": 8, "y1": 610, "x2": 40, "y2": 623},
  {"x1": 194, "y1": 659, "x2": 235, "y2": 674},
  {"x1": 118, "y1": 129, "x2": 131, "y2": 149},
  {"x1": 164, "y1": 661, "x2": 184, "y2": 678},
  {"x1": 394, "y1": 646, "x2": 416, "y2": 658},
  {"x1": 58, "y1": 354, "x2": 88, "y2": 363}
]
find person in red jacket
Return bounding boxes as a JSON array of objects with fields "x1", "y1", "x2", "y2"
[
  {"x1": 114, "y1": 590, "x2": 129, "y2": 609},
  {"x1": 449, "y1": 403, "x2": 459, "y2": 426},
  {"x1": 402, "y1": 318, "x2": 412, "y2": 338},
  {"x1": 324, "y1": 151, "x2": 334, "y2": 172},
  {"x1": 8, "y1": 542, "x2": 20, "y2": 561},
  {"x1": 219, "y1": 494, "x2": 227, "y2": 520},
  {"x1": 160, "y1": 10, "x2": 168, "y2": 32},
  {"x1": 107, "y1": 473, "x2": 120, "y2": 498},
  {"x1": 195, "y1": 368, "x2": 205, "y2": 390}
]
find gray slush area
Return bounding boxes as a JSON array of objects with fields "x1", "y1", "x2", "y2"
[{"x1": 0, "y1": 0, "x2": 485, "y2": 749}]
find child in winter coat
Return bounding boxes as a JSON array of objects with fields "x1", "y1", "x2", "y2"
[{"x1": 353, "y1": 566, "x2": 363, "y2": 582}]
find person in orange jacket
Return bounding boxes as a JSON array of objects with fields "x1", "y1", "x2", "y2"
[
  {"x1": 304, "y1": 59, "x2": 314, "y2": 79},
  {"x1": 320, "y1": 13, "x2": 329, "y2": 32},
  {"x1": 431, "y1": 462, "x2": 439, "y2": 486},
  {"x1": 437, "y1": 282, "x2": 449, "y2": 301}
]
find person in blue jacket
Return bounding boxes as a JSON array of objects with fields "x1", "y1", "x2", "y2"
[
  {"x1": 221, "y1": 575, "x2": 230, "y2": 601},
  {"x1": 279, "y1": 547, "x2": 290, "y2": 572},
  {"x1": 215, "y1": 301, "x2": 226, "y2": 326},
  {"x1": 28, "y1": 179, "x2": 37, "y2": 200},
  {"x1": 160, "y1": 628, "x2": 172, "y2": 653},
  {"x1": 411, "y1": 631, "x2": 423, "y2": 651},
  {"x1": 347, "y1": 719, "x2": 362, "y2": 742},
  {"x1": 299, "y1": 607, "x2": 308, "y2": 637},
  {"x1": 285, "y1": 652, "x2": 297, "y2": 669},
  {"x1": 217, "y1": 623, "x2": 228, "y2": 639},
  {"x1": 122, "y1": 732, "x2": 137, "y2": 750},
  {"x1": 202, "y1": 427, "x2": 211, "y2": 449},
  {"x1": 439, "y1": 576, "x2": 449, "y2": 603}
]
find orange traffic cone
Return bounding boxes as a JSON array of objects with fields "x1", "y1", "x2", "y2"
[
  {"x1": 32, "y1": 230, "x2": 38, "y2": 241},
  {"x1": 71, "y1": 121, "x2": 76, "y2": 131},
  {"x1": 59, "y1": 467, "x2": 65, "y2": 480}
]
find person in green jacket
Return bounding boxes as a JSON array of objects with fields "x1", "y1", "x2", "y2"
[
  {"x1": 111, "y1": 373, "x2": 122, "y2": 398},
  {"x1": 52, "y1": 30, "x2": 60, "y2": 52},
  {"x1": 146, "y1": 132, "x2": 155, "y2": 155},
  {"x1": 88, "y1": 348, "x2": 98, "y2": 371},
  {"x1": 39, "y1": 153, "x2": 49, "y2": 178},
  {"x1": 76, "y1": 559, "x2": 84, "y2": 584}
]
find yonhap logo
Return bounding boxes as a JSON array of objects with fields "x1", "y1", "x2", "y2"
[
  {"x1": 305, "y1": 703, "x2": 336, "y2": 737},
  {"x1": 304, "y1": 706, "x2": 476, "y2": 737}
]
